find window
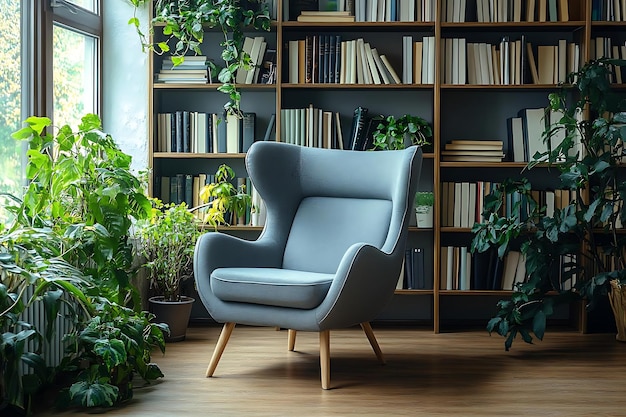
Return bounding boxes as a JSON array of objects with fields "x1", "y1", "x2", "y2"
[
  {"x1": 0, "y1": 1, "x2": 102, "y2": 224},
  {"x1": 0, "y1": 0, "x2": 30, "y2": 209}
]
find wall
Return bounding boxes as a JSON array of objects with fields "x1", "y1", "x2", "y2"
[{"x1": 102, "y1": 1, "x2": 149, "y2": 173}]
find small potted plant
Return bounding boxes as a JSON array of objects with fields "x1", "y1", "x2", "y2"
[
  {"x1": 197, "y1": 164, "x2": 252, "y2": 229},
  {"x1": 372, "y1": 113, "x2": 433, "y2": 151},
  {"x1": 414, "y1": 191, "x2": 434, "y2": 228},
  {"x1": 135, "y1": 198, "x2": 201, "y2": 342}
]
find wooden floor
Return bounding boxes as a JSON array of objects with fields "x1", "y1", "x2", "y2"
[{"x1": 39, "y1": 324, "x2": 626, "y2": 417}]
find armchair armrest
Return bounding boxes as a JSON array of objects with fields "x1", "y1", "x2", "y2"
[{"x1": 316, "y1": 243, "x2": 403, "y2": 330}]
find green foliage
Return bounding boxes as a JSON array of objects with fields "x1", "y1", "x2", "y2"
[
  {"x1": 130, "y1": 0, "x2": 271, "y2": 115},
  {"x1": 415, "y1": 191, "x2": 434, "y2": 207},
  {"x1": 58, "y1": 300, "x2": 167, "y2": 408},
  {"x1": 471, "y1": 58, "x2": 626, "y2": 350},
  {"x1": 372, "y1": 114, "x2": 432, "y2": 151},
  {"x1": 1, "y1": 114, "x2": 166, "y2": 411},
  {"x1": 134, "y1": 200, "x2": 201, "y2": 301},
  {"x1": 198, "y1": 164, "x2": 252, "y2": 229},
  {"x1": 0, "y1": 225, "x2": 90, "y2": 413},
  {"x1": 8, "y1": 113, "x2": 152, "y2": 307}
]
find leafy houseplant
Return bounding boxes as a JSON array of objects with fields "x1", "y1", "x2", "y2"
[
  {"x1": 371, "y1": 114, "x2": 433, "y2": 151},
  {"x1": 414, "y1": 191, "x2": 434, "y2": 228},
  {"x1": 129, "y1": 0, "x2": 272, "y2": 115},
  {"x1": 471, "y1": 58, "x2": 626, "y2": 350},
  {"x1": 198, "y1": 163, "x2": 252, "y2": 229},
  {"x1": 2, "y1": 114, "x2": 166, "y2": 411},
  {"x1": 135, "y1": 199, "x2": 200, "y2": 341}
]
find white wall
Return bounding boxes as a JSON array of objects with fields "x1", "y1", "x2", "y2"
[{"x1": 102, "y1": 1, "x2": 149, "y2": 173}]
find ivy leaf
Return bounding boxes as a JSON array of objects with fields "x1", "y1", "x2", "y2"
[{"x1": 69, "y1": 381, "x2": 119, "y2": 408}]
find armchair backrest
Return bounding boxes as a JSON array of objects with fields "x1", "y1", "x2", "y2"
[{"x1": 245, "y1": 142, "x2": 422, "y2": 274}]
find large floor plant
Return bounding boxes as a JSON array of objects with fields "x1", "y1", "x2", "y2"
[
  {"x1": 129, "y1": 0, "x2": 272, "y2": 115},
  {"x1": 2, "y1": 114, "x2": 167, "y2": 411},
  {"x1": 472, "y1": 58, "x2": 626, "y2": 350}
]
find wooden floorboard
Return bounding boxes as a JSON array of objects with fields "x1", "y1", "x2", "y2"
[{"x1": 38, "y1": 324, "x2": 626, "y2": 416}]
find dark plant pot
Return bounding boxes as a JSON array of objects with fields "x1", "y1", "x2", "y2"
[{"x1": 149, "y1": 296, "x2": 195, "y2": 342}]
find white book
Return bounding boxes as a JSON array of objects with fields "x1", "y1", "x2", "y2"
[
  {"x1": 226, "y1": 112, "x2": 240, "y2": 153},
  {"x1": 349, "y1": 39, "x2": 357, "y2": 83},
  {"x1": 372, "y1": 48, "x2": 391, "y2": 84},
  {"x1": 478, "y1": 43, "x2": 491, "y2": 85},
  {"x1": 245, "y1": 36, "x2": 265, "y2": 84},
  {"x1": 521, "y1": 107, "x2": 549, "y2": 161},
  {"x1": 458, "y1": 38, "x2": 467, "y2": 84},
  {"x1": 509, "y1": 116, "x2": 525, "y2": 162},
  {"x1": 380, "y1": 54, "x2": 402, "y2": 83},
  {"x1": 558, "y1": 39, "x2": 567, "y2": 83},
  {"x1": 454, "y1": 182, "x2": 462, "y2": 227},
  {"x1": 236, "y1": 37, "x2": 254, "y2": 84},
  {"x1": 403, "y1": 35, "x2": 413, "y2": 84},
  {"x1": 357, "y1": 38, "x2": 372, "y2": 83},
  {"x1": 452, "y1": 38, "x2": 459, "y2": 84},
  {"x1": 468, "y1": 182, "x2": 477, "y2": 228},
  {"x1": 365, "y1": 43, "x2": 382, "y2": 84},
  {"x1": 377, "y1": 0, "x2": 386, "y2": 21},
  {"x1": 408, "y1": 0, "x2": 415, "y2": 20},
  {"x1": 445, "y1": 38, "x2": 453, "y2": 84},
  {"x1": 502, "y1": 251, "x2": 521, "y2": 290},
  {"x1": 252, "y1": 41, "x2": 267, "y2": 84},
  {"x1": 459, "y1": 247, "x2": 468, "y2": 290},
  {"x1": 426, "y1": 36, "x2": 435, "y2": 83},
  {"x1": 196, "y1": 112, "x2": 207, "y2": 153}
]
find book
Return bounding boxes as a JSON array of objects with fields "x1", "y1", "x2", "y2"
[
  {"x1": 507, "y1": 117, "x2": 526, "y2": 162},
  {"x1": 241, "y1": 112, "x2": 256, "y2": 152},
  {"x1": 519, "y1": 107, "x2": 548, "y2": 161},
  {"x1": 380, "y1": 54, "x2": 402, "y2": 84},
  {"x1": 411, "y1": 247, "x2": 426, "y2": 289},
  {"x1": 264, "y1": 113, "x2": 276, "y2": 141},
  {"x1": 296, "y1": 14, "x2": 355, "y2": 21},
  {"x1": 348, "y1": 106, "x2": 369, "y2": 150},
  {"x1": 236, "y1": 37, "x2": 255, "y2": 84},
  {"x1": 246, "y1": 37, "x2": 266, "y2": 84}
]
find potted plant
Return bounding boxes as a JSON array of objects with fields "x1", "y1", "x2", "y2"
[
  {"x1": 197, "y1": 163, "x2": 252, "y2": 229},
  {"x1": 129, "y1": 0, "x2": 272, "y2": 115},
  {"x1": 371, "y1": 113, "x2": 433, "y2": 151},
  {"x1": 471, "y1": 58, "x2": 626, "y2": 350},
  {"x1": 135, "y1": 199, "x2": 201, "y2": 342},
  {"x1": 414, "y1": 191, "x2": 434, "y2": 228}
]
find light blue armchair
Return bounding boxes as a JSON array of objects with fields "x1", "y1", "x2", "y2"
[{"x1": 194, "y1": 141, "x2": 422, "y2": 389}]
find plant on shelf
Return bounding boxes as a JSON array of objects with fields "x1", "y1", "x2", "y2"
[
  {"x1": 371, "y1": 113, "x2": 433, "y2": 151},
  {"x1": 197, "y1": 163, "x2": 252, "y2": 229},
  {"x1": 134, "y1": 199, "x2": 200, "y2": 341},
  {"x1": 129, "y1": 0, "x2": 272, "y2": 115},
  {"x1": 414, "y1": 191, "x2": 434, "y2": 228},
  {"x1": 471, "y1": 58, "x2": 626, "y2": 350}
]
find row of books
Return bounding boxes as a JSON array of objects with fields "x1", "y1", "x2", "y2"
[
  {"x1": 439, "y1": 246, "x2": 522, "y2": 290},
  {"x1": 155, "y1": 56, "x2": 209, "y2": 84},
  {"x1": 402, "y1": 36, "x2": 436, "y2": 84},
  {"x1": 592, "y1": 0, "x2": 626, "y2": 21},
  {"x1": 441, "y1": 37, "x2": 581, "y2": 86},
  {"x1": 286, "y1": 0, "x2": 435, "y2": 22},
  {"x1": 397, "y1": 247, "x2": 430, "y2": 290},
  {"x1": 287, "y1": 36, "x2": 402, "y2": 85},
  {"x1": 444, "y1": 0, "x2": 572, "y2": 23},
  {"x1": 591, "y1": 37, "x2": 626, "y2": 84},
  {"x1": 508, "y1": 106, "x2": 583, "y2": 163},
  {"x1": 236, "y1": 36, "x2": 272, "y2": 85},
  {"x1": 440, "y1": 181, "x2": 578, "y2": 228},
  {"x1": 441, "y1": 140, "x2": 504, "y2": 162},
  {"x1": 156, "y1": 174, "x2": 267, "y2": 227},
  {"x1": 155, "y1": 111, "x2": 257, "y2": 154},
  {"x1": 280, "y1": 107, "x2": 344, "y2": 149}
]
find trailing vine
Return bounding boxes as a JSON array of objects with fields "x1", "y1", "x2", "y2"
[{"x1": 129, "y1": 0, "x2": 271, "y2": 115}]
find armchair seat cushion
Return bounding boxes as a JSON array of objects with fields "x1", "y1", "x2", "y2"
[{"x1": 211, "y1": 267, "x2": 334, "y2": 309}]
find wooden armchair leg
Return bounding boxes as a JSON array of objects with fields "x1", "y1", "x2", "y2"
[
  {"x1": 360, "y1": 322, "x2": 385, "y2": 365},
  {"x1": 206, "y1": 322, "x2": 236, "y2": 377},
  {"x1": 288, "y1": 329, "x2": 297, "y2": 351},
  {"x1": 320, "y1": 330, "x2": 331, "y2": 390}
]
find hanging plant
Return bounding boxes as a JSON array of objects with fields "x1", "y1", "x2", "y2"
[{"x1": 129, "y1": 0, "x2": 272, "y2": 115}]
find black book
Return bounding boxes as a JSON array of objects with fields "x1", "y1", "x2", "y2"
[
  {"x1": 411, "y1": 247, "x2": 426, "y2": 289},
  {"x1": 404, "y1": 249, "x2": 413, "y2": 289},
  {"x1": 175, "y1": 174, "x2": 185, "y2": 205},
  {"x1": 328, "y1": 35, "x2": 336, "y2": 84},
  {"x1": 175, "y1": 110, "x2": 183, "y2": 152},
  {"x1": 241, "y1": 112, "x2": 256, "y2": 152},
  {"x1": 491, "y1": 251, "x2": 505, "y2": 290},
  {"x1": 184, "y1": 174, "x2": 193, "y2": 207},
  {"x1": 169, "y1": 113, "x2": 176, "y2": 152},
  {"x1": 334, "y1": 35, "x2": 341, "y2": 84},
  {"x1": 471, "y1": 248, "x2": 493, "y2": 290},
  {"x1": 359, "y1": 114, "x2": 384, "y2": 151},
  {"x1": 264, "y1": 113, "x2": 276, "y2": 141},
  {"x1": 348, "y1": 106, "x2": 368, "y2": 150},
  {"x1": 207, "y1": 113, "x2": 214, "y2": 153},
  {"x1": 182, "y1": 111, "x2": 191, "y2": 153}
]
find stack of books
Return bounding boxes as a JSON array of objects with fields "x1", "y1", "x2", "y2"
[
  {"x1": 441, "y1": 140, "x2": 505, "y2": 162},
  {"x1": 155, "y1": 56, "x2": 208, "y2": 84},
  {"x1": 296, "y1": 11, "x2": 355, "y2": 21}
]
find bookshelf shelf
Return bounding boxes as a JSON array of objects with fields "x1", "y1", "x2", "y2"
[{"x1": 147, "y1": 0, "x2": 625, "y2": 331}]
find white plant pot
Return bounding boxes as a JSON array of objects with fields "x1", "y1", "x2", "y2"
[{"x1": 415, "y1": 206, "x2": 433, "y2": 228}]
